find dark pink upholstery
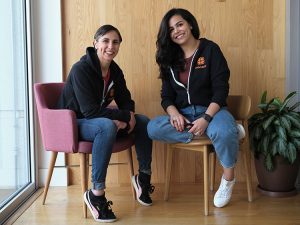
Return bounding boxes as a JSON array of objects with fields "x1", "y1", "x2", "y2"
[
  {"x1": 34, "y1": 82, "x2": 135, "y2": 154},
  {"x1": 78, "y1": 136, "x2": 135, "y2": 154},
  {"x1": 34, "y1": 83, "x2": 78, "y2": 153}
]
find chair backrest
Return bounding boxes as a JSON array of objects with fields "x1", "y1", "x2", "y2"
[
  {"x1": 34, "y1": 83, "x2": 65, "y2": 109},
  {"x1": 34, "y1": 82, "x2": 78, "y2": 153},
  {"x1": 227, "y1": 95, "x2": 251, "y2": 120}
]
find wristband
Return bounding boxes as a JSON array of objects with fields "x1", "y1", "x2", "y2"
[{"x1": 201, "y1": 113, "x2": 213, "y2": 123}]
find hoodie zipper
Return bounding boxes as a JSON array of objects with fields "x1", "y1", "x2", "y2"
[
  {"x1": 100, "y1": 80, "x2": 114, "y2": 108},
  {"x1": 170, "y1": 49, "x2": 198, "y2": 104}
]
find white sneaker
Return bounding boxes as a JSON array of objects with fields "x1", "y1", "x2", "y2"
[
  {"x1": 213, "y1": 176, "x2": 235, "y2": 208},
  {"x1": 237, "y1": 123, "x2": 245, "y2": 140}
]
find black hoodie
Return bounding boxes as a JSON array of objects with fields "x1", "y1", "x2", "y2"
[
  {"x1": 161, "y1": 38, "x2": 230, "y2": 111},
  {"x1": 57, "y1": 47, "x2": 134, "y2": 122}
]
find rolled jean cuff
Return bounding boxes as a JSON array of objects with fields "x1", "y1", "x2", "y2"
[
  {"x1": 219, "y1": 159, "x2": 236, "y2": 169},
  {"x1": 93, "y1": 181, "x2": 106, "y2": 190},
  {"x1": 139, "y1": 169, "x2": 152, "y2": 176}
]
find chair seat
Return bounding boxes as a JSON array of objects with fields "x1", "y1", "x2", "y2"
[
  {"x1": 112, "y1": 134, "x2": 135, "y2": 153},
  {"x1": 78, "y1": 134, "x2": 135, "y2": 154},
  {"x1": 172, "y1": 135, "x2": 245, "y2": 149},
  {"x1": 172, "y1": 135, "x2": 212, "y2": 148}
]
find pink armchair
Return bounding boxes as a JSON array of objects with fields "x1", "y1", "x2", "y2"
[{"x1": 34, "y1": 82, "x2": 136, "y2": 218}]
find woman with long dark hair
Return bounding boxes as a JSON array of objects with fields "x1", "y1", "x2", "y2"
[{"x1": 148, "y1": 8, "x2": 244, "y2": 208}]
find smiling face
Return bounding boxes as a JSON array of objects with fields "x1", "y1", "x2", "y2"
[
  {"x1": 94, "y1": 30, "x2": 121, "y2": 63},
  {"x1": 168, "y1": 14, "x2": 193, "y2": 46}
]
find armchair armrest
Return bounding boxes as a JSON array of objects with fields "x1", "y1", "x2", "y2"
[{"x1": 39, "y1": 109, "x2": 78, "y2": 153}]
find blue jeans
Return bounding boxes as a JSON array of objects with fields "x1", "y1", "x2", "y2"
[
  {"x1": 77, "y1": 114, "x2": 152, "y2": 190},
  {"x1": 147, "y1": 105, "x2": 239, "y2": 168}
]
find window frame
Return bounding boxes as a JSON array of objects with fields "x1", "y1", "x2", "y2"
[{"x1": 0, "y1": 0, "x2": 37, "y2": 222}]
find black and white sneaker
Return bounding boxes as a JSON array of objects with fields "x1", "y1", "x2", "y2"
[
  {"x1": 83, "y1": 190, "x2": 117, "y2": 223},
  {"x1": 131, "y1": 174, "x2": 155, "y2": 206}
]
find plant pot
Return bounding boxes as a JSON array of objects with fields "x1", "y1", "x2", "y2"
[{"x1": 254, "y1": 153, "x2": 300, "y2": 197}]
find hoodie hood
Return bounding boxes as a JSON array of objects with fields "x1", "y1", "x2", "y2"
[
  {"x1": 81, "y1": 47, "x2": 119, "y2": 75},
  {"x1": 79, "y1": 47, "x2": 100, "y2": 74}
]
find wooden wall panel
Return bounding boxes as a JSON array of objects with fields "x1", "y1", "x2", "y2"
[{"x1": 61, "y1": 0, "x2": 285, "y2": 185}]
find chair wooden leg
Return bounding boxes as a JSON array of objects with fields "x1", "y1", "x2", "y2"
[
  {"x1": 126, "y1": 147, "x2": 136, "y2": 200},
  {"x1": 164, "y1": 144, "x2": 174, "y2": 201},
  {"x1": 85, "y1": 154, "x2": 89, "y2": 191},
  {"x1": 42, "y1": 151, "x2": 58, "y2": 205},
  {"x1": 209, "y1": 151, "x2": 216, "y2": 192},
  {"x1": 203, "y1": 146, "x2": 209, "y2": 216},
  {"x1": 243, "y1": 148, "x2": 253, "y2": 202},
  {"x1": 79, "y1": 153, "x2": 88, "y2": 218}
]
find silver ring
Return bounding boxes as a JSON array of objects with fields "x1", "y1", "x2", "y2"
[{"x1": 194, "y1": 131, "x2": 200, "y2": 135}]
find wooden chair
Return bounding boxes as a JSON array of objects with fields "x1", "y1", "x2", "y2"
[
  {"x1": 34, "y1": 82, "x2": 136, "y2": 218},
  {"x1": 164, "y1": 95, "x2": 253, "y2": 216}
]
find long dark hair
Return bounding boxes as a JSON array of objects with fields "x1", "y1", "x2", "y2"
[
  {"x1": 94, "y1": 24, "x2": 122, "y2": 43},
  {"x1": 156, "y1": 8, "x2": 200, "y2": 79}
]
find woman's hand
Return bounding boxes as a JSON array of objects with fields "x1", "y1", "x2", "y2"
[
  {"x1": 188, "y1": 117, "x2": 209, "y2": 136},
  {"x1": 167, "y1": 105, "x2": 189, "y2": 132},
  {"x1": 113, "y1": 120, "x2": 127, "y2": 131},
  {"x1": 127, "y1": 111, "x2": 136, "y2": 133},
  {"x1": 170, "y1": 113, "x2": 189, "y2": 132}
]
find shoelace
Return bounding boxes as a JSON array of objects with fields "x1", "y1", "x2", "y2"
[
  {"x1": 218, "y1": 183, "x2": 232, "y2": 198},
  {"x1": 148, "y1": 184, "x2": 155, "y2": 194},
  {"x1": 95, "y1": 200, "x2": 114, "y2": 217},
  {"x1": 142, "y1": 184, "x2": 155, "y2": 197}
]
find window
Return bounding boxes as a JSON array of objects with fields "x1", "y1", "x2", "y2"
[{"x1": 0, "y1": 0, "x2": 36, "y2": 222}]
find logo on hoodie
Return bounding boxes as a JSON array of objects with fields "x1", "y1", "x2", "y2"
[{"x1": 195, "y1": 57, "x2": 206, "y2": 69}]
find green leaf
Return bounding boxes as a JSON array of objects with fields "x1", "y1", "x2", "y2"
[
  {"x1": 248, "y1": 113, "x2": 265, "y2": 129},
  {"x1": 289, "y1": 130, "x2": 300, "y2": 138},
  {"x1": 258, "y1": 95, "x2": 277, "y2": 113},
  {"x1": 258, "y1": 103, "x2": 267, "y2": 111},
  {"x1": 271, "y1": 139, "x2": 278, "y2": 156},
  {"x1": 277, "y1": 138, "x2": 287, "y2": 157},
  {"x1": 276, "y1": 125, "x2": 287, "y2": 141},
  {"x1": 283, "y1": 114, "x2": 300, "y2": 129},
  {"x1": 287, "y1": 143, "x2": 297, "y2": 163},
  {"x1": 280, "y1": 91, "x2": 297, "y2": 112},
  {"x1": 265, "y1": 98, "x2": 276, "y2": 112},
  {"x1": 272, "y1": 98, "x2": 282, "y2": 108},
  {"x1": 283, "y1": 91, "x2": 297, "y2": 103},
  {"x1": 262, "y1": 115, "x2": 276, "y2": 130},
  {"x1": 261, "y1": 135, "x2": 270, "y2": 155},
  {"x1": 289, "y1": 102, "x2": 300, "y2": 111},
  {"x1": 290, "y1": 137, "x2": 300, "y2": 149},
  {"x1": 289, "y1": 111, "x2": 300, "y2": 118},
  {"x1": 279, "y1": 116, "x2": 291, "y2": 132},
  {"x1": 260, "y1": 91, "x2": 267, "y2": 104},
  {"x1": 273, "y1": 118, "x2": 280, "y2": 126},
  {"x1": 264, "y1": 153, "x2": 274, "y2": 171},
  {"x1": 254, "y1": 125, "x2": 263, "y2": 140}
]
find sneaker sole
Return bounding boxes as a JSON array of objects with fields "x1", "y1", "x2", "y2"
[
  {"x1": 83, "y1": 191, "x2": 117, "y2": 223},
  {"x1": 131, "y1": 176, "x2": 152, "y2": 206}
]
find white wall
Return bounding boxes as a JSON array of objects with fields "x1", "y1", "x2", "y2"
[
  {"x1": 286, "y1": 0, "x2": 300, "y2": 190},
  {"x1": 32, "y1": 0, "x2": 67, "y2": 186}
]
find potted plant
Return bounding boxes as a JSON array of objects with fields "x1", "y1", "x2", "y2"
[{"x1": 248, "y1": 91, "x2": 300, "y2": 197}]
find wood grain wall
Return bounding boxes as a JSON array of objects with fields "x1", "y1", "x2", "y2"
[{"x1": 61, "y1": 0, "x2": 285, "y2": 185}]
